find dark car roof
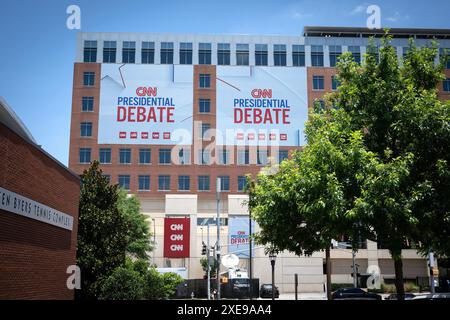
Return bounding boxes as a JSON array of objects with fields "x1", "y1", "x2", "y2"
[{"x1": 335, "y1": 288, "x2": 365, "y2": 293}]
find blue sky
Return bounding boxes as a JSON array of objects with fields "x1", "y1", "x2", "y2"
[{"x1": 0, "y1": 0, "x2": 449, "y2": 165}]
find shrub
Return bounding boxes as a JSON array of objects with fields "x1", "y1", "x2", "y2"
[
  {"x1": 99, "y1": 266, "x2": 145, "y2": 300},
  {"x1": 404, "y1": 282, "x2": 420, "y2": 293}
]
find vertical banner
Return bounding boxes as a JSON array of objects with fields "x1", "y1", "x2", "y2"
[
  {"x1": 228, "y1": 216, "x2": 255, "y2": 258},
  {"x1": 164, "y1": 217, "x2": 190, "y2": 258}
]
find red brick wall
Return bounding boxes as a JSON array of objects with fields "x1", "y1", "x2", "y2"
[{"x1": 0, "y1": 123, "x2": 80, "y2": 300}]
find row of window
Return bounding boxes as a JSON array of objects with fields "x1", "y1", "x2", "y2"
[
  {"x1": 312, "y1": 75, "x2": 341, "y2": 91},
  {"x1": 79, "y1": 148, "x2": 289, "y2": 165},
  {"x1": 81, "y1": 71, "x2": 212, "y2": 89},
  {"x1": 84, "y1": 41, "x2": 450, "y2": 68},
  {"x1": 85, "y1": 41, "x2": 307, "y2": 66},
  {"x1": 103, "y1": 174, "x2": 248, "y2": 192}
]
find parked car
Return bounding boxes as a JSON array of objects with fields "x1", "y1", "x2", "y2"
[
  {"x1": 331, "y1": 287, "x2": 382, "y2": 300},
  {"x1": 412, "y1": 293, "x2": 450, "y2": 300},
  {"x1": 260, "y1": 284, "x2": 279, "y2": 299},
  {"x1": 385, "y1": 293, "x2": 416, "y2": 300}
]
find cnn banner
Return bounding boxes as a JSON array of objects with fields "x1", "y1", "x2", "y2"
[{"x1": 164, "y1": 217, "x2": 190, "y2": 258}]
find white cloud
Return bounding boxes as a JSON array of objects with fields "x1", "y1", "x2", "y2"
[
  {"x1": 291, "y1": 11, "x2": 312, "y2": 20},
  {"x1": 350, "y1": 5, "x2": 365, "y2": 15}
]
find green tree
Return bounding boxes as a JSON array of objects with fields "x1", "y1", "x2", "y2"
[
  {"x1": 248, "y1": 107, "x2": 374, "y2": 299},
  {"x1": 334, "y1": 34, "x2": 450, "y2": 299},
  {"x1": 77, "y1": 161, "x2": 128, "y2": 299},
  {"x1": 200, "y1": 257, "x2": 219, "y2": 278},
  {"x1": 99, "y1": 266, "x2": 145, "y2": 300},
  {"x1": 117, "y1": 189, "x2": 152, "y2": 259}
]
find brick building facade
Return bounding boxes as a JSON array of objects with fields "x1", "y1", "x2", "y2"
[{"x1": 0, "y1": 98, "x2": 80, "y2": 299}]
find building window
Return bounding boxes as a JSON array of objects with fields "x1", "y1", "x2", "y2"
[
  {"x1": 161, "y1": 42, "x2": 174, "y2": 64},
  {"x1": 237, "y1": 176, "x2": 247, "y2": 192},
  {"x1": 201, "y1": 123, "x2": 211, "y2": 139},
  {"x1": 257, "y1": 149, "x2": 268, "y2": 165},
  {"x1": 83, "y1": 40, "x2": 97, "y2": 62},
  {"x1": 83, "y1": 72, "x2": 95, "y2": 86},
  {"x1": 178, "y1": 175, "x2": 190, "y2": 191},
  {"x1": 199, "y1": 43, "x2": 212, "y2": 65},
  {"x1": 218, "y1": 43, "x2": 230, "y2": 65},
  {"x1": 80, "y1": 122, "x2": 92, "y2": 137},
  {"x1": 331, "y1": 75, "x2": 340, "y2": 91},
  {"x1": 366, "y1": 46, "x2": 379, "y2": 63},
  {"x1": 199, "y1": 99, "x2": 211, "y2": 113},
  {"x1": 218, "y1": 149, "x2": 230, "y2": 165},
  {"x1": 178, "y1": 148, "x2": 191, "y2": 165},
  {"x1": 159, "y1": 148, "x2": 171, "y2": 164},
  {"x1": 218, "y1": 176, "x2": 230, "y2": 191},
  {"x1": 237, "y1": 149, "x2": 250, "y2": 165},
  {"x1": 312, "y1": 75, "x2": 324, "y2": 90},
  {"x1": 274, "y1": 44, "x2": 287, "y2": 66},
  {"x1": 82, "y1": 97, "x2": 94, "y2": 112},
  {"x1": 199, "y1": 149, "x2": 211, "y2": 165},
  {"x1": 118, "y1": 175, "x2": 130, "y2": 190},
  {"x1": 278, "y1": 150, "x2": 289, "y2": 164},
  {"x1": 142, "y1": 42, "x2": 155, "y2": 64},
  {"x1": 236, "y1": 44, "x2": 249, "y2": 66},
  {"x1": 99, "y1": 148, "x2": 111, "y2": 164},
  {"x1": 79, "y1": 148, "x2": 91, "y2": 164},
  {"x1": 138, "y1": 175, "x2": 150, "y2": 191},
  {"x1": 158, "y1": 175, "x2": 171, "y2": 191},
  {"x1": 198, "y1": 175, "x2": 210, "y2": 191},
  {"x1": 180, "y1": 42, "x2": 193, "y2": 64},
  {"x1": 311, "y1": 45, "x2": 324, "y2": 67},
  {"x1": 139, "y1": 148, "x2": 151, "y2": 164},
  {"x1": 103, "y1": 41, "x2": 116, "y2": 63},
  {"x1": 292, "y1": 45, "x2": 305, "y2": 67},
  {"x1": 444, "y1": 78, "x2": 450, "y2": 92},
  {"x1": 314, "y1": 99, "x2": 326, "y2": 112},
  {"x1": 329, "y1": 45, "x2": 342, "y2": 67},
  {"x1": 119, "y1": 148, "x2": 131, "y2": 164},
  {"x1": 441, "y1": 48, "x2": 450, "y2": 69},
  {"x1": 255, "y1": 44, "x2": 268, "y2": 66},
  {"x1": 122, "y1": 41, "x2": 136, "y2": 63},
  {"x1": 402, "y1": 47, "x2": 410, "y2": 60},
  {"x1": 199, "y1": 74, "x2": 210, "y2": 88},
  {"x1": 102, "y1": 174, "x2": 111, "y2": 183},
  {"x1": 348, "y1": 46, "x2": 361, "y2": 64}
]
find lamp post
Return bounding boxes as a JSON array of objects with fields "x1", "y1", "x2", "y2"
[
  {"x1": 269, "y1": 253, "x2": 277, "y2": 300},
  {"x1": 216, "y1": 177, "x2": 221, "y2": 300}
]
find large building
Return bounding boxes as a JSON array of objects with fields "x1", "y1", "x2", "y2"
[
  {"x1": 0, "y1": 97, "x2": 80, "y2": 299},
  {"x1": 69, "y1": 27, "x2": 450, "y2": 293}
]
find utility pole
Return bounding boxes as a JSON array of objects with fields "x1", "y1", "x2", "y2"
[
  {"x1": 429, "y1": 251, "x2": 436, "y2": 294},
  {"x1": 152, "y1": 218, "x2": 156, "y2": 266},
  {"x1": 216, "y1": 177, "x2": 221, "y2": 300},
  {"x1": 249, "y1": 205, "x2": 252, "y2": 300},
  {"x1": 352, "y1": 248, "x2": 357, "y2": 288},
  {"x1": 207, "y1": 223, "x2": 211, "y2": 300}
]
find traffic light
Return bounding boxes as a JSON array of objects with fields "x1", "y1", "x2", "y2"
[{"x1": 201, "y1": 242, "x2": 207, "y2": 255}]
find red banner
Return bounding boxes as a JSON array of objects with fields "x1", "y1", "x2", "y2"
[{"x1": 163, "y1": 217, "x2": 190, "y2": 258}]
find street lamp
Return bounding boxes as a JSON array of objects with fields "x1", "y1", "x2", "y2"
[{"x1": 269, "y1": 253, "x2": 277, "y2": 300}]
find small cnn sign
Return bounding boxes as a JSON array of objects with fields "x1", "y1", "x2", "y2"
[{"x1": 163, "y1": 217, "x2": 190, "y2": 258}]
